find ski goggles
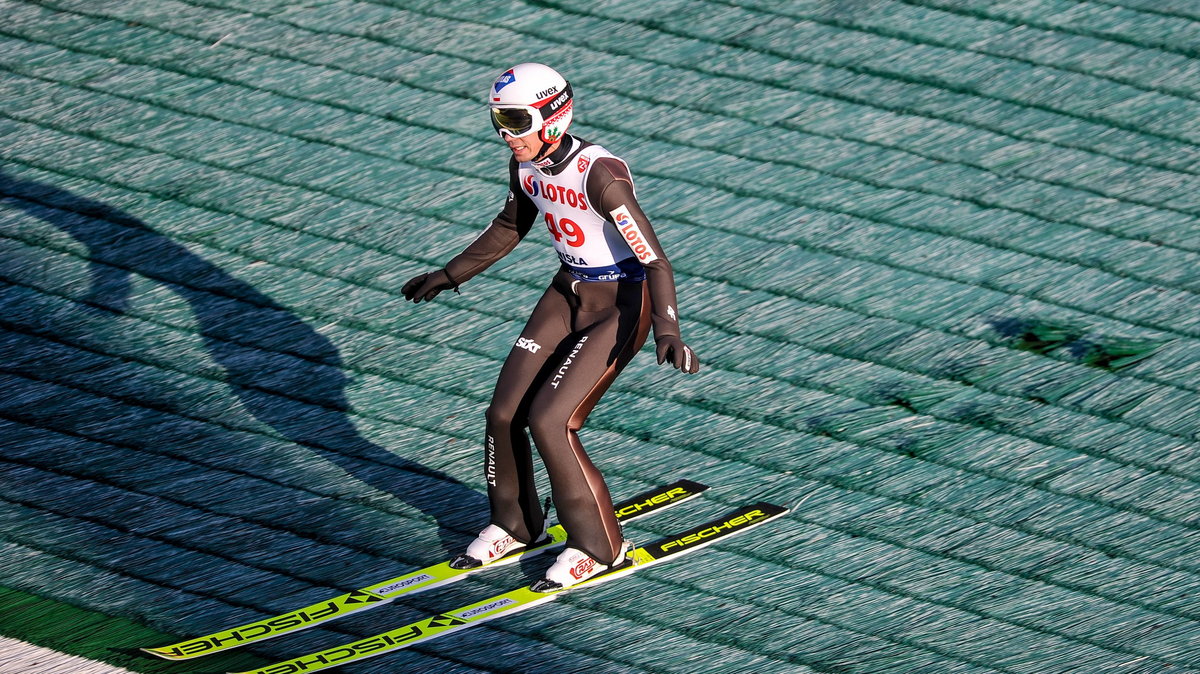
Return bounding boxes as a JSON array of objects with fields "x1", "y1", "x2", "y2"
[
  {"x1": 490, "y1": 83, "x2": 573, "y2": 139},
  {"x1": 490, "y1": 105, "x2": 541, "y2": 138}
]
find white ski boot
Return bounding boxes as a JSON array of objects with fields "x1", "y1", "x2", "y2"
[
  {"x1": 530, "y1": 541, "x2": 631, "y2": 592},
  {"x1": 449, "y1": 519, "x2": 551, "y2": 570}
]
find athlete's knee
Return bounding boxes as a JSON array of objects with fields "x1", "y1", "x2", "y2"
[
  {"x1": 485, "y1": 398, "x2": 525, "y2": 434},
  {"x1": 527, "y1": 406, "x2": 573, "y2": 447}
]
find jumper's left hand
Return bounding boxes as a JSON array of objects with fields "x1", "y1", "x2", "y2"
[
  {"x1": 402, "y1": 269, "x2": 456, "y2": 303},
  {"x1": 656, "y1": 336, "x2": 700, "y2": 374}
]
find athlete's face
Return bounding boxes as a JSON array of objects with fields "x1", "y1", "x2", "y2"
[{"x1": 505, "y1": 134, "x2": 554, "y2": 162}]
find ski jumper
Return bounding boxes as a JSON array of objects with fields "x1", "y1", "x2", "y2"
[{"x1": 442, "y1": 136, "x2": 685, "y2": 564}]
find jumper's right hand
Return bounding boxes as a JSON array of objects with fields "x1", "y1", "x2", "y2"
[
  {"x1": 656, "y1": 335, "x2": 700, "y2": 374},
  {"x1": 402, "y1": 270, "x2": 455, "y2": 303}
]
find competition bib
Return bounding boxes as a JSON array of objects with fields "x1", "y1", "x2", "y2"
[{"x1": 519, "y1": 144, "x2": 647, "y2": 282}]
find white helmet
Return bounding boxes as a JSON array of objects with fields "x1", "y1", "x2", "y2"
[{"x1": 488, "y1": 63, "x2": 574, "y2": 145}]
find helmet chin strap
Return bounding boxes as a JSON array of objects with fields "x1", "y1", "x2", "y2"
[{"x1": 532, "y1": 135, "x2": 560, "y2": 163}]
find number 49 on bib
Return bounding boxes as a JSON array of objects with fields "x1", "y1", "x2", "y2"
[{"x1": 545, "y1": 213, "x2": 585, "y2": 247}]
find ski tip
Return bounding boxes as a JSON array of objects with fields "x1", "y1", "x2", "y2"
[
  {"x1": 139, "y1": 646, "x2": 188, "y2": 661},
  {"x1": 753, "y1": 501, "x2": 790, "y2": 518},
  {"x1": 640, "y1": 501, "x2": 790, "y2": 563},
  {"x1": 674, "y1": 478, "x2": 710, "y2": 493},
  {"x1": 109, "y1": 646, "x2": 155, "y2": 660}
]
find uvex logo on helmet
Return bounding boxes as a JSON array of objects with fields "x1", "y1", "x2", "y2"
[
  {"x1": 544, "y1": 89, "x2": 570, "y2": 111},
  {"x1": 542, "y1": 96, "x2": 572, "y2": 142}
]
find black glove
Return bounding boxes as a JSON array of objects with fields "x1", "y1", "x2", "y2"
[
  {"x1": 656, "y1": 336, "x2": 699, "y2": 374},
  {"x1": 402, "y1": 269, "x2": 456, "y2": 303}
]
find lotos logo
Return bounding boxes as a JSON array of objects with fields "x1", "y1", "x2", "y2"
[
  {"x1": 577, "y1": 155, "x2": 591, "y2": 173},
  {"x1": 522, "y1": 174, "x2": 539, "y2": 198},
  {"x1": 494, "y1": 69, "x2": 516, "y2": 94},
  {"x1": 610, "y1": 206, "x2": 658, "y2": 263},
  {"x1": 522, "y1": 175, "x2": 588, "y2": 211},
  {"x1": 569, "y1": 557, "x2": 596, "y2": 579}
]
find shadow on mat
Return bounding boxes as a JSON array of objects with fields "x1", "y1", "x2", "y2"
[{"x1": 0, "y1": 168, "x2": 484, "y2": 558}]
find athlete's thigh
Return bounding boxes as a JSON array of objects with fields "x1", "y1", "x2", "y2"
[
  {"x1": 529, "y1": 310, "x2": 629, "y2": 431},
  {"x1": 490, "y1": 279, "x2": 575, "y2": 415},
  {"x1": 533, "y1": 281, "x2": 648, "y2": 425}
]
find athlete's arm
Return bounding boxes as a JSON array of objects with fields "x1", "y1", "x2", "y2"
[
  {"x1": 403, "y1": 158, "x2": 539, "y2": 302},
  {"x1": 587, "y1": 158, "x2": 699, "y2": 374}
]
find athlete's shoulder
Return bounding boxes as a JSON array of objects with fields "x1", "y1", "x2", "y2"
[
  {"x1": 584, "y1": 154, "x2": 633, "y2": 197},
  {"x1": 591, "y1": 155, "x2": 631, "y2": 179},
  {"x1": 583, "y1": 154, "x2": 636, "y2": 214},
  {"x1": 573, "y1": 138, "x2": 622, "y2": 161}
]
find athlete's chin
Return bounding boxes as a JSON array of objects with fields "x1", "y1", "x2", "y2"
[{"x1": 510, "y1": 147, "x2": 536, "y2": 162}]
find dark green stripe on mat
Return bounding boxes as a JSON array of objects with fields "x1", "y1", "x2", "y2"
[{"x1": 0, "y1": 585, "x2": 271, "y2": 673}]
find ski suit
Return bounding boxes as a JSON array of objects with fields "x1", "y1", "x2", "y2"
[{"x1": 439, "y1": 135, "x2": 690, "y2": 564}]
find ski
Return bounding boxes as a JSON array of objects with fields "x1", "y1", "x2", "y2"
[
  {"x1": 232, "y1": 501, "x2": 787, "y2": 674},
  {"x1": 141, "y1": 479, "x2": 707, "y2": 660}
]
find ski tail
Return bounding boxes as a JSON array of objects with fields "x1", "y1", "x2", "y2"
[
  {"x1": 141, "y1": 478, "x2": 708, "y2": 660},
  {"x1": 230, "y1": 502, "x2": 788, "y2": 674}
]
